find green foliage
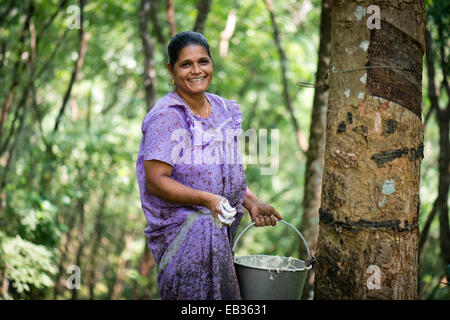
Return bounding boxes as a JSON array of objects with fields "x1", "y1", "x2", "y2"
[{"x1": 1, "y1": 233, "x2": 57, "y2": 296}]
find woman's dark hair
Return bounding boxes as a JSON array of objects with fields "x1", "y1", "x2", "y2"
[{"x1": 168, "y1": 31, "x2": 213, "y2": 69}]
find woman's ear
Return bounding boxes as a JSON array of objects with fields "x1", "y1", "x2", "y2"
[{"x1": 167, "y1": 63, "x2": 174, "y2": 77}]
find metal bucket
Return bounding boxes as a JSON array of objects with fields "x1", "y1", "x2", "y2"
[{"x1": 232, "y1": 220, "x2": 315, "y2": 300}]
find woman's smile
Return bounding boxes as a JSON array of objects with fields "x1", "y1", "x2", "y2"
[{"x1": 188, "y1": 76, "x2": 207, "y2": 83}]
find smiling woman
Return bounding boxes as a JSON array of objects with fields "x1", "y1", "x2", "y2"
[{"x1": 136, "y1": 31, "x2": 282, "y2": 300}]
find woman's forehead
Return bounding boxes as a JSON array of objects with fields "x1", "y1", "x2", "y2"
[{"x1": 178, "y1": 45, "x2": 210, "y2": 60}]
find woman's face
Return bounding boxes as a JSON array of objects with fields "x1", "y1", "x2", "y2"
[{"x1": 168, "y1": 45, "x2": 213, "y2": 96}]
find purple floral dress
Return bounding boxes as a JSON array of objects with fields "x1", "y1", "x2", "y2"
[{"x1": 136, "y1": 90, "x2": 247, "y2": 300}]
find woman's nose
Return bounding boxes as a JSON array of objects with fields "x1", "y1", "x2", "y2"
[{"x1": 192, "y1": 63, "x2": 200, "y2": 74}]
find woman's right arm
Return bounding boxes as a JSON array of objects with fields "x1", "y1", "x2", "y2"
[{"x1": 144, "y1": 159, "x2": 225, "y2": 221}]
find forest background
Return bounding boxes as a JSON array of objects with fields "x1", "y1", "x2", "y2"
[{"x1": 0, "y1": 0, "x2": 448, "y2": 300}]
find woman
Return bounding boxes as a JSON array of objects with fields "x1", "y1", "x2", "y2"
[{"x1": 136, "y1": 31, "x2": 282, "y2": 300}]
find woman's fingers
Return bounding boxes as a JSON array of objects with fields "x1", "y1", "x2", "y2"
[
  {"x1": 270, "y1": 215, "x2": 276, "y2": 226},
  {"x1": 255, "y1": 216, "x2": 263, "y2": 227},
  {"x1": 254, "y1": 215, "x2": 275, "y2": 227},
  {"x1": 271, "y1": 207, "x2": 283, "y2": 221}
]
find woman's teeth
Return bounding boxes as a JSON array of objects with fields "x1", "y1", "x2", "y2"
[{"x1": 188, "y1": 77, "x2": 206, "y2": 82}]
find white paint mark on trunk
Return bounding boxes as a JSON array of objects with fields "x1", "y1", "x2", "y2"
[
  {"x1": 359, "y1": 40, "x2": 369, "y2": 51},
  {"x1": 360, "y1": 73, "x2": 367, "y2": 84},
  {"x1": 374, "y1": 112, "x2": 382, "y2": 133},
  {"x1": 344, "y1": 89, "x2": 350, "y2": 98},
  {"x1": 382, "y1": 179, "x2": 395, "y2": 195},
  {"x1": 358, "y1": 92, "x2": 364, "y2": 99},
  {"x1": 354, "y1": 6, "x2": 366, "y2": 22}
]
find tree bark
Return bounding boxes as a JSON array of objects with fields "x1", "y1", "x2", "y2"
[
  {"x1": 299, "y1": 0, "x2": 332, "y2": 300},
  {"x1": 86, "y1": 190, "x2": 107, "y2": 299},
  {"x1": 193, "y1": 0, "x2": 212, "y2": 34},
  {"x1": 71, "y1": 194, "x2": 86, "y2": 300},
  {"x1": 314, "y1": 0, "x2": 426, "y2": 300},
  {"x1": 435, "y1": 24, "x2": 450, "y2": 270},
  {"x1": 140, "y1": 0, "x2": 157, "y2": 111},
  {"x1": 0, "y1": 3, "x2": 33, "y2": 140},
  {"x1": 149, "y1": 0, "x2": 167, "y2": 48},
  {"x1": 424, "y1": 26, "x2": 450, "y2": 269},
  {"x1": 131, "y1": 240, "x2": 156, "y2": 299},
  {"x1": 111, "y1": 235, "x2": 135, "y2": 300},
  {"x1": 166, "y1": 0, "x2": 176, "y2": 37},
  {"x1": 53, "y1": 0, "x2": 87, "y2": 133},
  {"x1": 219, "y1": 8, "x2": 237, "y2": 58}
]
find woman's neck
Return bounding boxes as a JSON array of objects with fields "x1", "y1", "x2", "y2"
[{"x1": 175, "y1": 89, "x2": 208, "y2": 116}]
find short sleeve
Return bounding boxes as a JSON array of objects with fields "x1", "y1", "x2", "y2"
[{"x1": 141, "y1": 108, "x2": 186, "y2": 167}]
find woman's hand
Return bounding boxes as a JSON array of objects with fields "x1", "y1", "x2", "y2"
[
  {"x1": 243, "y1": 187, "x2": 282, "y2": 227},
  {"x1": 248, "y1": 200, "x2": 282, "y2": 227},
  {"x1": 205, "y1": 193, "x2": 231, "y2": 226}
]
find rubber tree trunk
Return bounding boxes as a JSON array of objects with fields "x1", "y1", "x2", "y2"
[
  {"x1": 314, "y1": 0, "x2": 426, "y2": 300},
  {"x1": 299, "y1": 0, "x2": 332, "y2": 300}
]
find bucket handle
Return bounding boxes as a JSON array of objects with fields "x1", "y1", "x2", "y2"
[{"x1": 232, "y1": 219, "x2": 316, "y2": 267}]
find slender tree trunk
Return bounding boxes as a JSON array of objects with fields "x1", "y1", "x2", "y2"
[
  {"x1": 435, "y1": 24, "x2": 450, "y2": 270},
  {"x1": 314, "y1": 0, "x2": 426, "y2": 300},
  {"x1": 140, "y1": 0, "x2": 157, "y2": 111},
  {"x1": 149, "y1": 0, "x2": 167, "y2": 47},
  {"x1": 166, "y1": 0, "x2": 176, "y2": 37},
  {"x1": 193, "y1": 0, "x2": 212, "y2": 34},
  {"x1": 299, "y1": 0, "x2": 332, "y2": 300},
  {"x1": 71, "y1": 197, "x2": 86, "y2": 300},
  {"x1": 53, "y1": 211, "x2": 78, "y2": 299},
  {"x1": 264, "y1": 0, "x2": 308, "y2": 154},
  {"x1": 86, "y1": 190, "x2": 107, "y2": 300},
  {"x1": 0, "y1": 271, "x2": 8, "y2": 298},
  {"x1": 219, "y1": 8, "x2": 237, "y2": 58},
  {"x1": 131, "y1": 240, "x2": 156, "y2": 300},
  {"x1": 53, "y1": 0, "x2": 87, "y2": 133},
  {"x1": 111, "y1": 235, "x2": 135, "y2": 300},
  {"x1": 53, "y1": 169, "x2": 87, "y2": 299},
  {"x1": 0, "y1": 3, "x2": 32, "y2": 140},
  {"x1": 418, "y1": 197, "x2": 437, "y2": 295},
  {"x1": 423, "y1": 26, "x2": 450, "y2": 270}
]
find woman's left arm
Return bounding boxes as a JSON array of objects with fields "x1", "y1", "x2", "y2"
[{"x1": 243, "y1": 186, "x2": 283, "y2": 227}]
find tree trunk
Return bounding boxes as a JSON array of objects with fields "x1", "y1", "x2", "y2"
[
  {"x1": 423, "y1": 25, "x2": 450, "y2": 271},
  {"x1": 86, "y1": 190, "x2": 107, "y2": 300},
  {"x1": 299, "y1": 0, "x2": 332, "y2": 300},
  {"x1": 264, "y1": 0, "x2": 308, "y2": 154},
  {"x1": 219, "y1": 8, "x2": 237, "y2": 58},
  {"x1": 110, "y1": 235, "x2": 135, "y2": 300},
  {"x1": 166, "y1": 0, "x2": 176, "y2": 37},
  {"x1": 193, "y1": 0, "x2": 212, "y2": 34},
  {"x1": 53, "y1": 0, "x2": 87, "y2": 133},
  {"x1": 140, "y1": 0, "x2": 157, "y2": 111},
  {"x1": 71, "y1": 196, "x2": 86, "y2": 300},
  {"x1": 0, "y1": 2, "x2": 33, "y2": 141},
  {"x1": 434, "y1": 24, "x2": 450, "y2": 271},
  {"x1": 131, "y1": 240, "x2": 156, "y2": 300},
  {"x1": 314, "y1": 0, "x2": 426, "y2": 300}
]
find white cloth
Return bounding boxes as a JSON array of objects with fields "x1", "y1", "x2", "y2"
[{"x1": 218, "y1": 198, "x2": 236, "y2": 225}]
